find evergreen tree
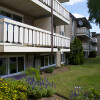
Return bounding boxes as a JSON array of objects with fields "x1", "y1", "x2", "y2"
[{"x1": 69, "y1": 37, "x2": 84, "y2": 65}]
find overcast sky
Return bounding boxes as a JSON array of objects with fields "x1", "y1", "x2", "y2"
[{"x1": 62, "y1": 0, "x2": 100, "y2": 34}]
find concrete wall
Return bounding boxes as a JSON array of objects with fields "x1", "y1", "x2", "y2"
[
  {"x1": 34, "y1": 17, "x2": 51, "y2": 32},
  {"x1": 97, "y1": 35, "x2": 100, "y2": 56}
]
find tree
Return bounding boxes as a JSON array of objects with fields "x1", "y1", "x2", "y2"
[
  {"x1": 87, "y1": 0, "x2": 100, "y2": 26},
  {"x1": 69, "y1": 37, "x2": 84, "y2": 65}
]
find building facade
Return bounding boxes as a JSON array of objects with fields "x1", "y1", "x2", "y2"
[
  {"x1": 0, "y1": 0, "x2": 71, "y2": 77},
  {"x1": 97, "y1": 34, "x2": 100, "y2": 56},
  {"x1": 57, "y1": 13, "x2": 92, "y2": 58}
]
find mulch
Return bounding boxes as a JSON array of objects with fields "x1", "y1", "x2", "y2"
[{"x1": 41, "y1": 66, "x2": 69, "y2": 77}]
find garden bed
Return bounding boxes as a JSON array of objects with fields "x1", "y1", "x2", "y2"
[{"x1": 41, "y1": 66, "x2": 69, "y2": 77}]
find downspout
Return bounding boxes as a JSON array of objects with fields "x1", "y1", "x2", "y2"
[{"x1": 51, "y1": 0, "x2": 53, "y2": 53}]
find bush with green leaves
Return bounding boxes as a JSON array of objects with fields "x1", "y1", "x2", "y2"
[
  {"x1": 25, "y1": 66, "x2": 40, "y2": 81},
  {"x1": 45, "y1": 67, "x2": 54, "y2": 73},
  {"x1": 89, "y1": 51, "x2": 96, "y2": 58},
  {"x1": 69, "y1": 37, "x2": 84, "y2": 65},
  {"x1": 9, "y1": 67, "x2": 55, "y2": 99},
  {"x1": 0, "y1": 78, "x2": 28, "y2": 100}
]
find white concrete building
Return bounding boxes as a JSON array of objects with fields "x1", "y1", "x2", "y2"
[{"x1": 0, "y1": 0, "x2": 70, "y2": 77}]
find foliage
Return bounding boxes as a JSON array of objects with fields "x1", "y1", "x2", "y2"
[
  {"x1": 70, "y1": 87, "x2": 100, "y2": 100},
  {"x1": 80, "y1": 50, "x2": 84, "y2": 64},
  {"x1": 87, "y1": 0, "x2": 100, "y2": 26},
  {"x1": 89, "y1": 51, "x2": 96, "y2": 58},
  {"x1": 45, "y1": 67, "x2": 54, "y2": 73},
  {"x1": 69, "y1": 37, "x2": 84, "y2": 65},
  {"x1": 24, "y1": 76, "x2": 55, "y2": 99},
  {"x1": 25, "y1": 66, "x2": 40, "y2": 81},
  {"x1": 0, "y1": 67, "x2": 56, "y2": 99},
  {"x1": 0, "y1": 78, "x2": 28, "y2": 100}
]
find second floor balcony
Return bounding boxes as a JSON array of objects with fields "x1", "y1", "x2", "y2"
[
  {"x1": 0, "y1": 18, "x2": 70, "y2": 53},
  {"x1": 82, "y1": 43, "x2": 89, "y2": 52},
  {"x1": 77, "y1": 27, "x2": 90, "y2": 39},
  {"x1": 92, "y1": 37, "x2": 97, "y2": 43}
]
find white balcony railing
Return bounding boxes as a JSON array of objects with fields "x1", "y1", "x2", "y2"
[
  {"x1": 0, "y1": 18, "x2": 70, "y2": 49},
  {"x1": 92, "y1": 47, "x2": 97, "y2": 51},
  {"x1": 82, "y1": 43, "x2": 89, "y2": 51},
  {"x1": 39, "y1": 0, "x2": 69, "y2": 20},
  {"x1": 92, "y1": 37, "x2": 97, "y2": 43},
  {"x1": 77, "y1": 27, "x2": 90, "y2": 37}
]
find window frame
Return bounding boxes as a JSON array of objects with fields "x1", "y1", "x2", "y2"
[{"x1": 0, "y1": 55, "x2": 25, "y2": 78}]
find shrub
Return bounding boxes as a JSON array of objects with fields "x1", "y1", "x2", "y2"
[
  {"x1": 25, "y1": 66, "x2": 40, "y2": 81},
  {"x1": 45, "y1": 67, "x2": 54, "y2": 73},
  {"x1": 74, "y1": 52, "x2": 80, "y2": 65},
  {"x1": 0, "y1": 78, "x2": 28, "y2": 100},
  {"x1": 69, "y1": 37, "x2": 84, "y2": 65},
  {"x1": 80, "y1": 50, "x2": 84, "y2": 64},
  {"x1": 70, "y1": 87, "x2": 100, "y2": 100},
  {"x1": 89, "y1": 51, "x2": 96, "y2": 58},
  {"x1": 25, "y1": 76, "x2": 55, "y2": 99}
]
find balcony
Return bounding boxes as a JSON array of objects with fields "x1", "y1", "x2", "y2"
[
  {"x1": 92, "y1": 37, "x2": 97, "y2": 43},
  {"x1": 0, "y1": 18, "x2": 70, "y2": 53},
  {"x1": 38, "y1": 0, "x2": 70, "y2": 24},
  {"x1": 0, "y1": 0, "x2": 70, "y2": 25},
  {"x1": 92, "y1": 47, "x2": 97, "y2": 51},
  {"x1": 77, "y1": 27, "x2": 90, "y2": 39},
  {"x1": 82, "y1": 43, "x2": 89, "y2": 52}
]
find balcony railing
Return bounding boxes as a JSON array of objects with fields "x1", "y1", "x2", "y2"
[
  {"x1": 92, "y1": 37, "x2": 97, "y2": 43},
  {"x1": 77, "y1": 27, "x2": 90, "y2": 37},
  {"x1": 92, "y1": 47, "x2": 97, "y2": 51},
  {"x1": 82, "y1": 43, "x2": 89, "y2": 51},
  {"x1": 0, "y1": 18, "x2": 70, "y2": 49},
  {"x1": 39, "y1": 0, "x2": 69, "y2": 20}
]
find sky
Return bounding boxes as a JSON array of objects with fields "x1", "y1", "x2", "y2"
[{"x1": 62, "y1": 0, "x2": 100, "y2": 34}]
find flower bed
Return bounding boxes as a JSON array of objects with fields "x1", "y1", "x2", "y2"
[{"x1": 0, "y1": 67, "x2": 56, "y2": 100}]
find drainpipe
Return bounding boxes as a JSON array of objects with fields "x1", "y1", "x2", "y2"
[{"x1": 51, "y1": 0, "x2": 53, "y2": 53}]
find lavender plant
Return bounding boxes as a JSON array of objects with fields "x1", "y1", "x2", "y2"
[{"x1": 70, "y1": 87, "x2": 100, "y2": 100}]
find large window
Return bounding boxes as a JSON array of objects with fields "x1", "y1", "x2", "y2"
[
  {"x1": 0, "y1": 56, "x2": 25, "y2": 76},
  {"x1": 0, "y1": 9, "x2": 23, "y2": 22},
  {"x1": 61, "y1": 53, "x2": 65, "y2": 63},
  {"x1": 0, "y1": 58, "x2": 7, "y2": 76},
  {"x1": 41, "y1": 55, "x2": 55, "y2": 67}
]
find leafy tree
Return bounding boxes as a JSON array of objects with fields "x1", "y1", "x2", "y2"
[{"x1": 87, "y1": 0, "x2": 100, "y2": 26}]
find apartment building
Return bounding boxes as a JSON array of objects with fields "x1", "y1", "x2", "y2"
[
  {"x1": 57, "y1": 13, "x2": 92, "y2": 58},
  {"x1": 96, "y1": 34, "x2": 100, "y2": 56},
  {"x1": 91, "y1": 32, "x2": 98, "y2": 53},
  {"x1": 0, "y1": 0, "x2": 70, "y2": 77}
]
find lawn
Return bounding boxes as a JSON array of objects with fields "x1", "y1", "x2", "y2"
[{"x1": 48, "y1": 56, "x2": 100, "y2": 99}]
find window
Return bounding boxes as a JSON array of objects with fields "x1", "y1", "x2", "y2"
[
  {"x1": 0, "y1": 11, "x2": 12, "y2": 18},
  {"x1": 9, "y1": 57, "x2": 24, "y2": 74},
  {"x1": 0, "y1": 9, "x2": 23, "y2": 22},
  {"x1": 0, "y1": 58, "x2": 7, "y2": 76},
  {"x1": 41, "y1": 55, "x2": 55, "y2": 67},
  {"x1": 9, "y1": 57, "x2": 17, "y2": 74},
  {"x1": 45, "y1": 56, "x2": 48, "y2": 66},
  {"x1": 18, "y1": 57, "x2": 24, "y2": 72},
  {"x1": 61, "y1": 53, "x2": 65, "y2": 63},
  {"x1": 13, "y1": 14, "x2": 22, "y2": 22},
  {"x1": 41, "y1": 57, "x2": 44, "y2": 67},
  {"x1": 60, "y1": 25, "x2": 65, "y2": 36}
]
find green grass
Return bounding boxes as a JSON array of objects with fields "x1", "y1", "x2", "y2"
[{"x1": 48, "y1": 56, "x2": 100, "y2": 99}]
